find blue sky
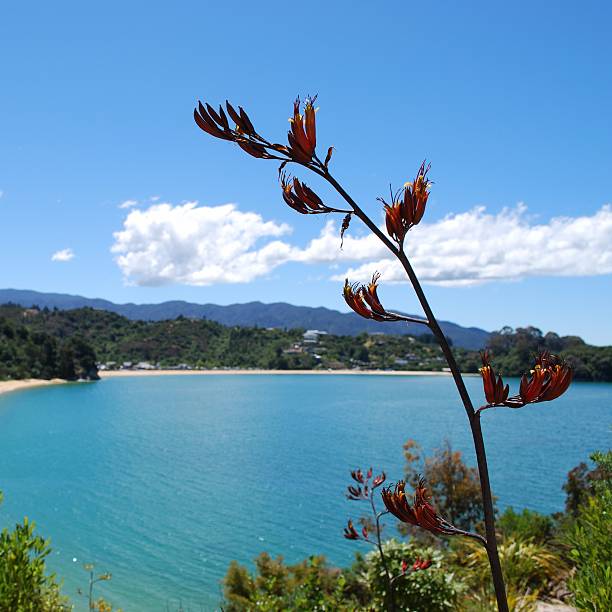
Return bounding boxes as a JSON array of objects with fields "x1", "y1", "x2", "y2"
[{"x1": 1, "y1": 1, "x2": 611, "y2": 343}]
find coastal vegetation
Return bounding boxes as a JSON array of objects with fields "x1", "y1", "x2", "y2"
[
  {"x1": 0, "y1": 308, "x2": 98, "y2": 381},
  {"x1": 1, "y1": 448, "x2": 609, "y2": 610},
  {"x1": 0, "y1": 492, "x2": 67, "y2": 611},
  {"x1": 221, "y1": 448, "x2": 612, "y2": 611},
  {"x1": 1, "y1": 304, "x2": 610, "y2": 381}
]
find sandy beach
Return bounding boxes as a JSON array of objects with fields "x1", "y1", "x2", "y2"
[
  {"x1": 99, "y1": 369, "x2": 457, "y2": 378},
  {"x1": 0, "y1": 370, "x2": 467, "y2": 396},
  {"x1": 0, "y1": 378, "x2": 66, "y2": 396}
]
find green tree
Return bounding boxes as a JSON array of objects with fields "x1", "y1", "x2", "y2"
[
  {"x1": 361, "y1": 540, "x2": 464, "y2": 611},
  {"x1": 563, "y1": 451, "x2": 612, "y2": 611},
  {"x1": 222, "y1": 552, "x2": 360, "y2": 611},
  {"x1": 0, "y1": 492, "x2": 68, "y2": 611},
  {"x1": 402, "y1": 439, "x2": 486, "y2": 536}
]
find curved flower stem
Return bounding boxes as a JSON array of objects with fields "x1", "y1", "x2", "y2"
[
  {"x1": 369, "y1": 496, "x2": 395, "y2": 612},
  {"x1": 315, "y1": 166, "x2": 509, "y2": 612},
  {"x1": 386, "y1": 312, "x2": 431, "y2": 327}
]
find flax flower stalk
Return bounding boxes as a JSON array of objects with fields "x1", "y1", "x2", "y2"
[{"x1": 194, "y1": 94, "x2": 574, "y2": 612}]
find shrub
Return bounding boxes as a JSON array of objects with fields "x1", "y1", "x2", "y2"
[
  {"x1": 0, "y1": 493, "x2": 67, "y2": 611},
  {"x1": 498, "y1": 507, "x2": 556, "y2": 544},
  {"x1": 362, "y1": 539, "x2": 464, "y2": 611},
  {"x1": 563, "y1": 450, "x2": 612, "y2": 611},
  {"x1": 452, "y1": 536, "x2": 564, "y2": 611},
  {"x1": 222, "y1": 552, "x2": 359, "y2": 611}
]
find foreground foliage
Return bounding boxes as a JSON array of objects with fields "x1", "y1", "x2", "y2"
[
  {"x1": 222, "y1": 542, "x2": 461, "y2": 612},
  {"x1": 452, "y1": 537, "x2": 564, "y2": 611},
  {"x1": 0, "y1": 493, "x2": 67, "y2": 612},
  {"x1": 1, "y1": 448, "x2": 609, "y2": 609},
  {"x1": 562, "y1": 450, "x2": 612, "y2": 611}
]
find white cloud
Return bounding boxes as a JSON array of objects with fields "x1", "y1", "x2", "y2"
[
  {"x1": 119, "y1": 199, "x2": 139, "y2": 209},
  {"x1": 330, "y1": 204, "x2": 612, "y2": 285},
  {"x1": 51, "y1": 248, "x2": 75, "y2": 262},
  {"x1": 0, "y1": 190, "x2": 4, "y2": 199},
  {"x1": 112, "y1": 202, "x2": 294, "y2": 286},
  {"x1": 111, "y1": 200, "x2": 612, "y2": 287}
]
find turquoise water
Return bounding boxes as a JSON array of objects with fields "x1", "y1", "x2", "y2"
[{"x1": 0, "y1": 375, "x2": 610, "y2": 610}]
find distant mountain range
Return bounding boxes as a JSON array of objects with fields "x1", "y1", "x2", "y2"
[{"x1": 0, "y1": 289, "x2": 491, "y2": 350}]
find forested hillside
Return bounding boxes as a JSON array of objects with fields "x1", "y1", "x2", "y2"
[
  {"x1": 1, "y1": 305, "x2": 610, "y2": 381},
  {"x1": 483, "y1": 326, "x2": 612, "y2": 381},
  {"x1": 0, "y1": 311, "x2": 98, "y2": 380}
]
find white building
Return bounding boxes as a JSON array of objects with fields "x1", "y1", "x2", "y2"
[{"x1": 303, "y1": 329, "x2": 328, "y2": 344}]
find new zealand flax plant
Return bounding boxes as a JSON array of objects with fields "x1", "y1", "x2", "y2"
[
  {"x1": 193, "y1": 95, "x2": 573, "y2": 611},
  {"x1": 342, "y1": 466, "x2": 434, "y2": 610}
]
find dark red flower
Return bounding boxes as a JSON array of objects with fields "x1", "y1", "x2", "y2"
[
  {"x1": 479, "y1": 351, "x2": 572, "y2": 410},
  {"x1": 381, "y1": 481, "x2": 418, "y2": 526},
  {"x1": 351, "y1": 469, "x2": 365, "y2": 483},
  {"x1": 380, "y1": 162, "x2": 431, "y2": 244},
  {"x1": 193, "y1": 101, "x2": 235, "y2": 141},
  {"x1": 287, "y1": 96, "x2": 317, "y2": 163},
  {"x1": 280, "y1": 173, "x2": 348, "y2": 215},
  {"x1": 347, "y1": 484, "x2": 365, "y2": 500},
  {"x1": 538, "y1": 354, "x2": 573, "y2": 402},
  {"x1": 479, "y1": 351, "x2": 509, "y2": 405},
  {"x1": 381, "y1": 478, "x2": 461, "y2": 536},
  {"x1": 343, "y1": 519, "x2": 360, "y2": 540},
  {"x1": 194, "y1": 99, "x2": 292, "y2": 161},
  {"x1": 412, "y1": 557, "x2": 432, "y2": 571},
  {"x1": 372, "y1": 472, "x2": 386, "y2": 488},
  {"x1": 401, "y1": 560, "x2": 408, "y2": 574},
  {"x1": 343, "y1": 273, "x2": 406, "y2": 323}
]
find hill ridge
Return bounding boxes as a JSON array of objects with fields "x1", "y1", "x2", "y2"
[{"x1": 0, "y1": 288, "x2": 490, "y2": 350}]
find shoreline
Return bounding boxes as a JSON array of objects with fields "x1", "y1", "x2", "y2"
[
  {"x1": 0, "y1": 378, "x2": 67, "y2": 396},
  {"x1": 0, "y1": 369, "x2": 474, "y2": 397},
  {"x1": 100, "y1": 369, "x2": 460, "y2": 378}
]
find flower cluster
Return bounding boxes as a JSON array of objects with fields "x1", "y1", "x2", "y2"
[
  {"x1": 399, "y1": 558, "x2": 432, "y2": 575},
  {"x1": 194, "y1": 97, "x2": 325, "y2": 166},
  {"x1": 343, "y1": 273, "x2": 405, "y2": 323},
  {"x1": 280, "y1": 172, "x2": 348, "y2": 215},
  {"x1": 343, "y1": 519, "x2": 370, "y2": 541},
  {"x1": 347, "y1": 467, "x2": 386, "y2": 500},
  {"x1": 411, "y1": 557, "x2": 432, "y2": 571},
  {"x1": 344, "y1": 467, "x2": 386, "y2": 542},
  {"x1": 381, "y1": 479, "x2": 462, "y2": 536},
  {"x1": 193, "y1": 100, "x2": 274, "y2": 157},
  {"x1": 287, "y1": 96, "x2": 317, "y2": 163},
  {"x1": 380, "y1": 162, "x2": 431, "y2": 244},
  {"x1": 479, "y1": 350, "x2": 572, "y2": 411}
]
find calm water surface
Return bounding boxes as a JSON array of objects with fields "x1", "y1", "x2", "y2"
[{"x1": 0, "y1": 375, "x2": 610, "y2": 610}]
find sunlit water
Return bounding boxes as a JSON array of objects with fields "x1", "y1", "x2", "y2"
[{"x1": 0, "y1": 375, "x2": 610, "y2": 610}]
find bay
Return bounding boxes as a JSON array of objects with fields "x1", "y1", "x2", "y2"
[{"x1": 0, "y1": 375, "x2": 610, "y2": 610}]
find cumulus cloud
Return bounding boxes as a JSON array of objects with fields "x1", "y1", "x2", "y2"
[
  {"x1": 51, "y1": 248, "x2": 75, "y2": 262},
  {"x1": 112, "y1": 202, "x2": 294, "y2": 285},
  {"x1": 119, "y1": 199, "x2": 139, "y2": 209},
  {"x1": 331, "y1": 204, "x2": 612, "y2": 285},
  {"x1": 111, "y1": 200, "x2": 612, "y2": 287}
]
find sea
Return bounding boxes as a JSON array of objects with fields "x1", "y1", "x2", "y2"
[{"x1": 0, "y1": 374, "x2": 610, "y2": 610}]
